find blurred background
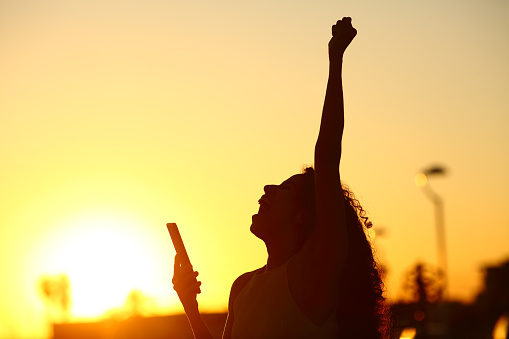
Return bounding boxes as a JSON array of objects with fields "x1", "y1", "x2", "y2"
[{"x1": 1, "y1": 0, "x2": 508, "y2": 338}]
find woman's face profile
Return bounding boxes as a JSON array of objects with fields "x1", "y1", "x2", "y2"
[{"x1": 250, "y1": 174, "x2": 304, "y2": 241}]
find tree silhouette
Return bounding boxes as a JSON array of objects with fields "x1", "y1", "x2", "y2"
[
  {"x1": 402, "y1": 262, "x2": 445, "y2": 305},
  {"x1": 38, "y1": 274, "x2": 71, "y2": 324}
]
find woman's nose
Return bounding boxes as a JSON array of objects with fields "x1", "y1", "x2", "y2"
[{"x1": 264, "y1": 185, "x2": 277, "y2": 194}]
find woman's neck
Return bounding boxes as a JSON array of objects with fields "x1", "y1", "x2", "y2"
[{"x1": 264, "y1": 237, "x2": 302, "y2": 271}]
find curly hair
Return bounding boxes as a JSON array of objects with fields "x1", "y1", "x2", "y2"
[{"x1": 300, "y1": 167, "x2": 391, "y2": 339}]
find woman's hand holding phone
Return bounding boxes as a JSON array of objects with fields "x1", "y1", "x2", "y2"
[
  {"x1": 172, "y1": 253, "x2": 202, "y2": 312},
  {"x1": 167, "y1": 223, "x2": 202, "y2": 312}
]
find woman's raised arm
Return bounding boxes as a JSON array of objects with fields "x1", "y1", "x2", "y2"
[
  {"x1": 312, "y1": 16, "x2": 357, "y2": 267},
  {"x1": 289, "y1": 17, "x2": 357, "y2": 324}
]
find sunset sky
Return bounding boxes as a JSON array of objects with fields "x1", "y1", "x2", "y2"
[{"x1": 1, "y1": 0, "x2": 508, "y2": 338}]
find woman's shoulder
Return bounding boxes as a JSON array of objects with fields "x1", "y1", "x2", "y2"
[{"x1": 230, "y1": 266, "x2": 265, "y2": 297}]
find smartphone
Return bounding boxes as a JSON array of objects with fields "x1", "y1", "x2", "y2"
[{"x1": 166, "y1": 223, "x2": 192, "y2": 267}]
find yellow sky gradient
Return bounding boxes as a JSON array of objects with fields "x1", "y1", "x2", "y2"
[{"x1": 1, "y1": 0, "x2": 509, "y2": 338}]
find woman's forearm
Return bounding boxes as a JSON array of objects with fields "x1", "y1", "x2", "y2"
[
  {"x1": 315, "y1": 17, "x2": 356, "y2": 167},
  {"x1": 183, "y1": 306, "x2": 214, "y2": 339},
  {"x1": 315, "y1": 59, "x2": 344, "y2": 167}
]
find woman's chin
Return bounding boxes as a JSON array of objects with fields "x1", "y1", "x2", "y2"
[
  {"x1": 251, "y1": 212, "x2": 265, "y2": 224},
  {"x1": 250, "y1": 214, "x2": 267, "y2": 239}
]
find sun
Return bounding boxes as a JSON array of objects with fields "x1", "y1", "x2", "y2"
[{"x1": 32, "y1": 209, "x2": 176, "y2": 320}]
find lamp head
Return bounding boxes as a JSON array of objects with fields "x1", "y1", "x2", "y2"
[{"x1": 425, "y1": 166, "x2": 446, "y2": 176}]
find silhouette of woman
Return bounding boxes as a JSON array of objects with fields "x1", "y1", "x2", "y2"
[{"x1": 172, "y1": 17, "x2": 389, "y2": 339}]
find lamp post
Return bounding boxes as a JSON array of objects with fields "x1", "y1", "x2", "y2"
[{"x1": 415, "y1": 166, "x2": 448, "y2": 299}]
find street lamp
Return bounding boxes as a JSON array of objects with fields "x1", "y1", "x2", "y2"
[{"x1": 415, "y1": 165, "x2": 448, "y2": 299}]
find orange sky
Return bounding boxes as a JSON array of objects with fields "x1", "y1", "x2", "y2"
[{"x1": 1, "y1": 0, "x2": 508, "y2": 338}]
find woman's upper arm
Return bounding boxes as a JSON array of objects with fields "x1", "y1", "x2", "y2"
[
  {"x1": 222, "y1": 309, "x2": 233, "y2": 339},
  {"x1": 222, "y1": 270, "x2": 258, "y2": 339},
  {"x1": 295, "y1": 165, "x2": 347, "y2": 278},
  {"x1": 288, "y1": 165, "x2": 347, "y2": 320},
  {"x1": 222, "y1": 279, "x2": 242, "y2": 339},
  {"x1": 222, "y1": 278, "x2": 241, "y2": 339},
  {"x1": 313, "y1": 166, "x2": 347, "y2": 267}
]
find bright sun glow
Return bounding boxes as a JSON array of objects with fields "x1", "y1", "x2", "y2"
[{"x1": 32, "y1": 210, "x2": 168, "y2": 319}]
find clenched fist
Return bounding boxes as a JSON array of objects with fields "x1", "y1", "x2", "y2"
[{"x1": 329, "y1": 17, "x2": 357, "y2": 60}]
